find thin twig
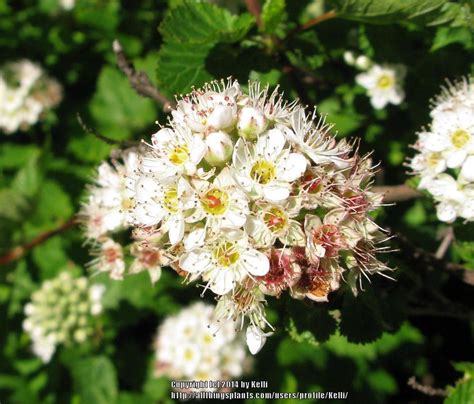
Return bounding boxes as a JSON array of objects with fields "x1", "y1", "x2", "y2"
[
  {"x1": 409, "y1": 307, "x2": 474, "y2": 321},
  {"x1": 77, "y1": 114, "x2": 137, "y2": 148},
  {"x1": 407, "y1": 376, "x2": 447, "y2": 397},
  {"x1": 372, "y1": 184, "x2": 423, "y2": 203},
  {"x1": 394, "y1": 231, "x2": 474, "y2": 286},
  {"x1": 435, "y1": 226, "x2": 454, "y2": 259},
  {"x1": 112, "y1": 39, "x2": 175, "y2": 111},
  {"x1": 245, "y1": 0, "x2": 262, "y2": 27},
  {"x1": 0, "y1": 216, "x2": 78, "y2": 266},
  {"x1": 289, "y1": 9, "x2": 337, "y2": 37}
]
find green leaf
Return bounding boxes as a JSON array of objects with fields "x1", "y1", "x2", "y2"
[
  {"x1": 11, "y1": 150, "x2": 42, "y2": 198},
  {"x1": 89, "y1": 65, "x2": 157, "y2": 136},
  {"x1": 8, "y1": 260, "x2": 37, "y2": 317},
  {"x1": 0, "y1": 189, "x2": 29, "y2": 221},
  {"x1": 431, "y1": 27, "x2": 474, "y2": 51},
  {"x1": 33, "y1": 180, "x2": 74, "y2": 225},
  {"x1": 261, "y1": 0, "x2": 287, "y2": 34},
  {"x1": 0, "y1": 144, "x2": 40, "y2": 170},
  {"x1": 452, "y1": 362, "x2": 474, "y2": 378},
  {"x1": 32, "y1": 237, "x2": 70, "y2": 279},
  {"x1": 156, "y1": 2, "x2": 255, "y2": 96},
  {"x1": 117, "y1": 393, "x2": 154, "y2": 404},
  {"x1": 330, "y1": 0, "x2": 447, "y2": 24},
  {"x1": 445, "y1": 379, "x2": 474, "y2": 404},
  {"x1": 339, "y1": 292, "x2": 385, "y2": 344},
  {"x1": 70, "y1": 356, "x2": 118, "y2": 404}
]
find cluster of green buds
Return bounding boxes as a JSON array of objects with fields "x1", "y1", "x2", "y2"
[{"x1": 22, "y1": 272, "x2": 105, "y2": 363}]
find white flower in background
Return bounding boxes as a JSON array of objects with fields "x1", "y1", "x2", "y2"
[
  {"x1": 153, "y1": 302, "x2": 251, "y2": 386},
  {"x1": 82, "y1": 79, "x2": 392, "y2": 354},
  {"x1": 0, "y1": 60, "x2": 62, "y2": 134},
  {"x1": 410, "y1": 76, "x2": 474, "y2": 223},
  {"x1": 23, "y1": 272, "x2": 104, "y2": 363},
  {"x1": 356, "y1": 63, "x2": 406, "y2": 109}
]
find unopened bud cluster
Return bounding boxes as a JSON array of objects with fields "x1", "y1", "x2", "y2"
[
  {"x1": 81, "y1": 78, "x2": 392, "y2": 354},
  {"x1": 154, "y1": 302, "x2": 250, "y2": 387},
  {"x1": 22, "y1": 272, "x2": 105, "y2": 363},
  {"x1": 0, "y1": 60, "x2": 62, "y2": 134},
  {"x1": 409, "y1": 76, "x2": 474, "y2": 223}
]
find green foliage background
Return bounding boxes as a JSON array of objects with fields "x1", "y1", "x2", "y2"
[{"x1": 0, "y1": 0, "x2": 473, "y2": 403}]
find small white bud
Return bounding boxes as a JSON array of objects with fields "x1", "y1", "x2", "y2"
[
  {"x1": 237, "y1": 107, "x2": 267, "y2": 140},
  {"x1": 204, "y1": 131, "x2": 234, "y2": 167},
  {"x1": 74, "y1": 329, "x2": 88, "y2": 343},
  {"x1": 355, "y1": 55, "x2": 371, "y2": 70},
  {"x1": 343, "y1": 51, "x2": 355, "y2": 66}
]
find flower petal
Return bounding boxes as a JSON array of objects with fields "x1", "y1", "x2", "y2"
[
  {"x1": 240, "y1": 249, "x2": 269, "y2": 276},
  {"x1": 276, "y1": 152, "x2": 307, "y2": 182},
  {"x1": 262, "y1": 183, "x2": 290, "y2": 202},
  {"x1": 179, "y1": 249, "x2": 212, "y2": 274}
]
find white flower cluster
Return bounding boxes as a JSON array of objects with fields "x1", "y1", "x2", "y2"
[
  {"x1": 154, "y1": 302, "x2": 250, "y2": 385},
  {"x1": 80, "y1": 149, "x2": 164, "y2": 283},
  {"x1": 0, "y1": 60, "x2": 62, "y2": 134},
  {"x1": 22, "y1": 272, "x2": 105, "y2": 363},
  {"x1": 82, "y1": 79, "x2": 391, "y2": 354},
  {"x1": 344, "y1": 51, "x2": 406, "y2": 110},
  {"x1": 409, "y1": 77, "x2": 474, "y2": 223}
]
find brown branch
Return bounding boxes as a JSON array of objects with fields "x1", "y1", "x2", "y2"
[
  {"x1": 77, "y1": 114, "x2": 137, "y2": 148},
  {"x1": 112, "y1": 40, "x2": 175, "y2": 111},
  {"x1": 0, "y1": 216, "x2": 78, "y2": 266},
  {"x1": 435, "y1": 226, "x2": 454, "y2": 259},
  {"x1": 290, "y1": 10, "x2": 337, "y2": 36},
  {"x1": 372, "y1": 184, "x2": 423, "y2": 203},
  {"x1": 245, "y1": 0, "x2": 262, "y2": 27},
  {"x1": 407, "y1": 377, "x2": 447, "y2": 397},
  {"x1": 409, "y1": 307, "x2": 474, "y2": 321},
  {"x1": 394, "y1": 231, "x2": 474, "y2": 286}
]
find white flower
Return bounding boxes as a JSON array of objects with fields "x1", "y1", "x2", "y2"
[
  {"x1": 94, "y1": 239, "x2": 126, "y2": 279},
  {"x1": 244, "y1": 201, "x2": 305, "y2": 248},
  {"x1": 232, "y1": 129, "x2": 307, "y2": 202},
  {"x1": 427, "y1": 108, "x2": 474, "y2": 168},
  {"x1": 356, "y1": 63, "x2": 406, "y2": 109},
  {"x1": 283, "y1": 108, "x2": 352, "y2": 168},
  {"x1": 154, "y1": 302, "x2": 250, "y2": 386},
  {"x1": 131, "y1": 176, "x2": 196, "y2": 245},
  {"x1": 0, "y1": 60, "x2": 62, "y2": 134},
  {"x1": 141, "y1": 125, "x2": 206, "y2": 179},
  {"x1": 81, "y1": 149, "x2": 139, "y2": 240},
  {"x1": 172, "y1": 79, "x2": 240, "y2": 133},
  {"x1": 187, "y1": 168, "x2": 249, "y2": 233},
  {"x1": 180, "y1": 232, "x2": 269, "y2": 295}
]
